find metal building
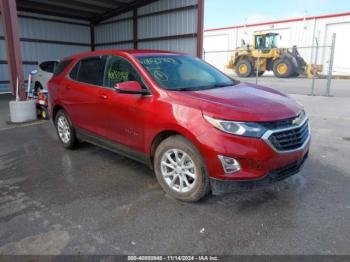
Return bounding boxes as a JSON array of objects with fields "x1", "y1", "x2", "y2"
[
  {"x1": 0, "y1": 0, "x2": 204, "y2": 95},
  {"x1": 204, "y1": 12, "x2": 350, "y2": 76}
]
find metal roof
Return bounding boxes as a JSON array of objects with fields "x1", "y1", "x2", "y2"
[{"x1": 15, "y1": 0, "x2": 159, "y2": 24}]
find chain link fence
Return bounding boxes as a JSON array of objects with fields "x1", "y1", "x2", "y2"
[{"x1": 203, "y1": 33, "x2": 342, "y2": 97}]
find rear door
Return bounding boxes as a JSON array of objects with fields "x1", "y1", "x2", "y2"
[{"x1": 60, "y1": 56, "x2": 106, "y2": 135}]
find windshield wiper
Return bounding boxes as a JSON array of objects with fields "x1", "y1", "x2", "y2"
[
  {"x1": 168, "y1": 81, "x2": 240, "y2": 91},
  {"x1": 214, "y1": 80, "x2": 240, "y2": 88},
  {"x1": 170, "y1": 87, "x2": 196, "y2": 91},
  {"x1": 214, "y1": 83, "x2": 233, "y2": 88}
]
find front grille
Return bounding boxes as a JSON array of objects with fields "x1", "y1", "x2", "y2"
[
  {"x1": 260, "y1": 117, "x2": 296, "y2": 130},
  {"x1": 268, "y1": 119, "x2": 309, "y2": 151}
]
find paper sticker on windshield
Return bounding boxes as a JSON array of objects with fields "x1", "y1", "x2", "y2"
[
  {"x1": 140, "y1": 57, "x2": 179, "y2": 66},
  {"x1": 153, "y1": 70, "x2": 168, "y2": 82}
]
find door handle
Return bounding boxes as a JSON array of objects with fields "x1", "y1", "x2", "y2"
[
  {"x1": 99, "y1": 94, "x2": 108, "y2": 100},
  {"x1": 65, "y1": 86, "x2": 71, "y2": 90}
]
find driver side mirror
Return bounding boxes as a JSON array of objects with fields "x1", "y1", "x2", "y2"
[{"x1": 114, "y1": 81, "x2": 150, "y2": 95}]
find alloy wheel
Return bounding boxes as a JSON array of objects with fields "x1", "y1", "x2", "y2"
[
  {"x1": 57, "y1": 115, "x2": 71, "y2": 144},
  {"x1": 160, "y1": 149, "x2": 197, "y2": 193}
]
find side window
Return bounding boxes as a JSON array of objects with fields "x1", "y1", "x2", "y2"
[
  {"x1": 53, "y1": 59, "x2": 72, "y2": 77},
  {"x1": 40, "y1": 61, "x2": 55, "y2": 73},
  {"x1": 69, "y1": 61, "x2": 80, "y2": 80},
  {"x1": 77, "y1": 56, "x2": 106, "y2": 86},
  {"x1": 103, "y1": 55, "x2": 144, "y2": 89}
]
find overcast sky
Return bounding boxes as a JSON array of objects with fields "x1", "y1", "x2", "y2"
[{"x1": 205, "y1": 0, "x2": 350, "y2": 29}]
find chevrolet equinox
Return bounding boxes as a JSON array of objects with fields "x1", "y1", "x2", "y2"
[{"x1": 48, "y1": 50, "x2": 310, "y2": 202}]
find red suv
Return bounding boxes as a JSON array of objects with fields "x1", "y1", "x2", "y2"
[{"x1": 48, "y1": 50, "x2": 310, "y2": 202}]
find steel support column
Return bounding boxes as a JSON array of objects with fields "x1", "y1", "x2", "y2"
[
  {"x1": 0, "y1": 0, "x2": 25, "y2": 100},
  {"x1": 196, "y1": 0, "x2": 204, "y2": 58},
  {"x1": 133, "y1": 8, "x2": 138, "y2": 49},
  {"x1": 90, "y1": 23, "x2": 95, "y2": 51}
]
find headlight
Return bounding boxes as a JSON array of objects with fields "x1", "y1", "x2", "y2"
[{"x1": 203, "y1": 115, "x2": 267, "y2": 138}]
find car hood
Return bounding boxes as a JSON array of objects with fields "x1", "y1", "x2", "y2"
[{"x1": 167, "y1": 82, "x2": 303, "y2": 122}]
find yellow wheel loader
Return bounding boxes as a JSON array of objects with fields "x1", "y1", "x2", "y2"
[{"x1": 227, "y1": 32, "x2": 322, "y2": 78}]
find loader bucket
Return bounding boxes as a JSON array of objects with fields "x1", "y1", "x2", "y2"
[{"x1": 305, "y1": 64, "x2": 323, "y2": 78}]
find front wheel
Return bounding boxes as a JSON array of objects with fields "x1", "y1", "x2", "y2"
[
  {"x1": 55, "y1": 110, "x2": 77, "y2": 149},
  {"x1": 273, "y1": 58, "x2": 295, "y2": 78},
  {"x1": 154, "y1": 136, "x2": 210, "y2": 202},
  {"x1": 235, "y1": 60, "x2": 253, "y2": 77}
]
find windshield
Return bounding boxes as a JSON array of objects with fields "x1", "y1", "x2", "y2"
[
  {"x1": 256, "y1": 34, "x2": 279, "y2": 50},
  {"x1": 137, "y1": 55, "x2": 238, "y2": 91}
]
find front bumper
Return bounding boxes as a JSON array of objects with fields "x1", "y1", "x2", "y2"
[{"x1": 210, "y1": 151, "x2": 308, "y2": 195}]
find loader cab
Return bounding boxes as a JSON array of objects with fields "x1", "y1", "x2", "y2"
[{"x1": 254, "y1": 33, "x2": 279, "y2": 51}]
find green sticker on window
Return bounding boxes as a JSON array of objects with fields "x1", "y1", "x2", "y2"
[{"x1": 107, "y1": 70, "x2": 129, "y2": 82}]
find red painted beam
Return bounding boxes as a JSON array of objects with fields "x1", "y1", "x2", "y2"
[
  {"x1": 0, "y1": 0, "x2": 25, "y2": 100},
  {"x1": 196, "y1": 0, "x2": 204, "y2": 58}
]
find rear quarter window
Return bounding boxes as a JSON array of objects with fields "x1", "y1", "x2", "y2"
[{"x1": 53, "y1": 59, "x2": 73, "y2": 77}]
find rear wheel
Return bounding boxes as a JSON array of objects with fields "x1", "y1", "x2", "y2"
[
  {"x1": 235, "y1": 60, "x2": 253, "y2": 77},
  {"x1": 55, "y1": 110, "x2": 77, "y2": 149},
  {"x1": 273, "y1": 58, "x2": 295, "y2": 78},
  {"x1": 154, "y1": 136, "x2": 210, "y2": 202}
]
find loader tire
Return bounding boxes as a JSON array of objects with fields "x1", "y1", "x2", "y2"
[
  {"x1": 236, "y1": 60, "x2": 253, "y2": 77},
  {"x1": 273, "y1": 58, "x2": 295, "y2": 78}
]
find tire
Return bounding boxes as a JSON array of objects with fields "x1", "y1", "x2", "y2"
[
  {"x1": 235, "y1": 60, "x2": 253, "y2": 77},
  {"x1": 41, "y1": 108, "x2": 49, "y2": 120},
  {"x1": 273, "y1": 58, "x2": 295, "y2": 78},
  {"x1": 55, "y1": 110, "x2": 77, "y2": 149},
  {"x1": 154, "y1": 135, "x2": 210, "y2": 202}
]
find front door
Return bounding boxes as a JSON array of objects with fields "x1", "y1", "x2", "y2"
[{"x1": 97, "y1": 55, "x2": 152, "y2": 153}]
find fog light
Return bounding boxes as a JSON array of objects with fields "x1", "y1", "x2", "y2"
[{"x1": 218, "y1": 155, "x2": 241, "y2": 174}]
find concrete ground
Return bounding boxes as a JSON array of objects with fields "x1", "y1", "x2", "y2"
[{"x1": 0, "y1": 80, "x2": 350, "y2": 255}]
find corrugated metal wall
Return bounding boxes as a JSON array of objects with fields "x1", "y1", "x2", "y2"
[
  {"x1": 95, "y1": 11, "x2": 133, "y2": 50},
  {"x1": 0, "y1": 15, "x2": 8, "y2": 92},
  {"x1": 204, "y1": 13, "x2": 350, "y2": 75},
  {"x1": 0, "y1": 13, "x2": 90, "y2": 93},
  {"x1": 95, "y1": 0, "x2": 198, "y2": 55},
  {"x1": 1, "y1": 0, "x2": 201, "y2": 93}
]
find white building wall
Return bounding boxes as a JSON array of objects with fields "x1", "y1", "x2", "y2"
[{"x1": 204, "y1": 13, "x2": 350, "y2": 75}]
